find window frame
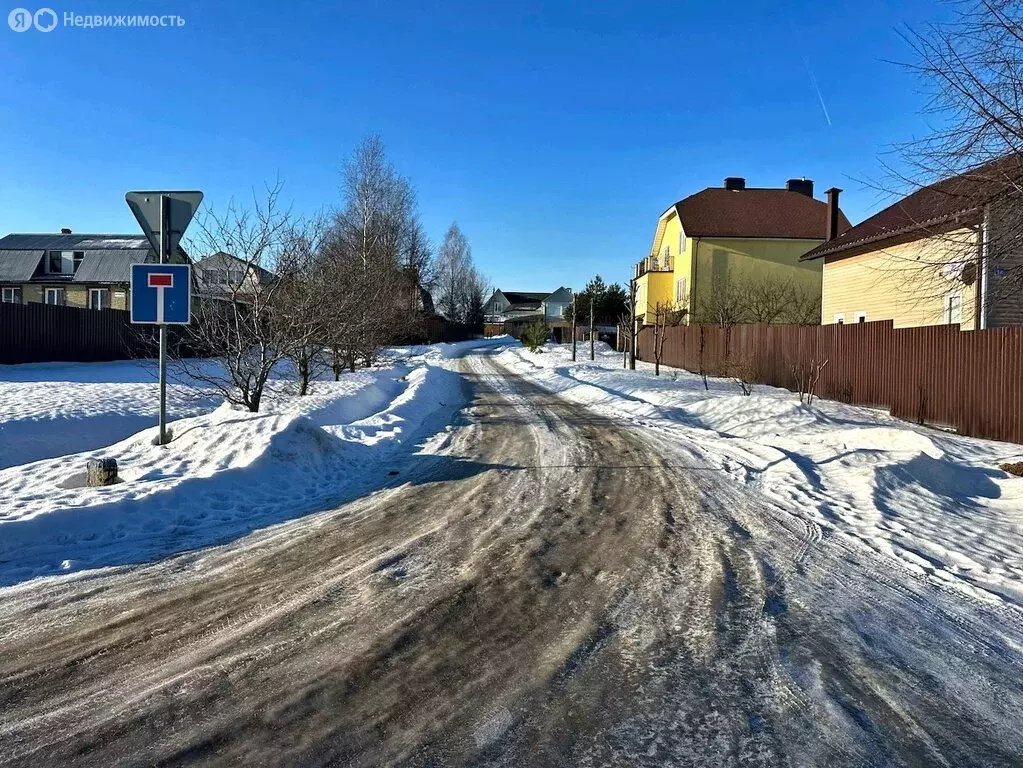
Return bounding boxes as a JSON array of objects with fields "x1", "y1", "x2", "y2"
[
  {"x1": 833, "y1": 313, "x2": 845, "y2": 325},
  {"x1": 1, "y1": 286, "x2": 21, "y2": 303},
  {"x1": 674, "y1": 277, "x2": 687, "y2": 306},
  {"x1": 88, "y1": 287, "x2": 110, "y2": 310},
  {"x1": 855, "y1": 311, "x2": 867, "y2": 324},
  {"x1": 44, "y1": 287, "x2": 65, "y2": 305},
  {"x1": 946, "y1": 292, "x2": 964, "y2": 325}
]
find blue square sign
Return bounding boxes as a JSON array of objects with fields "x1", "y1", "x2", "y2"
[{"x1": 130, "y1": 264, "x2": 192, "y2": 324}]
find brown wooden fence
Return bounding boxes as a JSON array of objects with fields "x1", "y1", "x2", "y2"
[
  {"x1": 636, "y1": 320, "x2": 1023, "y2": 445},
  {"x1": 0, "y1": 302, "x2": 162, "y2": 364}
]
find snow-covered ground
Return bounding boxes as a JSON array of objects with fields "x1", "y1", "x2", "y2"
[
  {"x1": 5, "y1": 335, "x2": 1022, "y2": 615},
  {"x1": 497, "y1": 342, "x2": 1023, "y2": 611},
  {"x1": 0, "y1": 360, "x2": 221, "y2": 470},
  {"x1": 0, "y1": 340, "x2": 503, "y2": 585}
]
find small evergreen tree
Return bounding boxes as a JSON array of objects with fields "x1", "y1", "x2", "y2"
[{"x1": 520, "y1": 321, "x2": 551, "y2": 352}]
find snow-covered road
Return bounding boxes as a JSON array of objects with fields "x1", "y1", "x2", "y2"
[{"x1": 2, "y1": 348, "x2": 1022, "y2": 766}]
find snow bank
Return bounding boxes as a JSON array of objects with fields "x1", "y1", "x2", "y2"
[
  {"x1": 0, "y1": 360, "x2": 222, "y2": 470},
  {"x1": 0, "y1": 360, "x2": 470, "y2": 586},
  {"x1": 497, "y1": 342, "x2": 1023, "y2": 609}
]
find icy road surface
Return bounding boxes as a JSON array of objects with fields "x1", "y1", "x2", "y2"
[{"x1": 2, "y1": 352, "x2": 1022, "y2": 766}]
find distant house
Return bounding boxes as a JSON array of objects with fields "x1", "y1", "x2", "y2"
[
  {"x1": 801, "y1": 156, "x2": 1023, "y2": 329},
  {"x1": 0, "y1": 229, "x2": 188, "y2": 310},
  {"x1": 541, "y1": 287, "x2": 573, "y2": 322},
  {"x1": 634, "y1": 177, "x2": 851, "y2": 324},
  {"x1": 483, "y1": 287, "x2": 574, "y2": 323},
  {"x1": 193, "y1": 251, "x2": 274, "y2": 302}
]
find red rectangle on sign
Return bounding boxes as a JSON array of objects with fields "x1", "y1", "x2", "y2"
[{"x1": 148, "y1": 273, "x2": 173, "y2": 288}]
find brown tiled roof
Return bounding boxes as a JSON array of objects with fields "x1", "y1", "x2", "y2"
[
  {"x1": 802, "y1": 155, "x2": 1023, "y2": 261},
  {"x1": 673, "y1": 188, "x2": 850, "y2": 240}
]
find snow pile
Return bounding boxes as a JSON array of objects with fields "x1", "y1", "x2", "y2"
[
  {"x1": 0, "y1": 345, "x2": 484, "y2": 586},
  {"x1": 0, "y1": 360, "x2": 222, "y2": 470},
  {"x1": 498, "y1": 342, "x2": 1023, "y2": 608}
]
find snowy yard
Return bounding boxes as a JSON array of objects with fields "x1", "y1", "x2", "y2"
[
  {"x1": 497, "y1": 342, "x2": 1023, "y2": 611},
  {"x1": 0, "y1": 341, "x2": 500, "y2": 585}
]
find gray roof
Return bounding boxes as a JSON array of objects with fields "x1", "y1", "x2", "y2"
[
  {"x1": 0, "y1": 233, "x2": 151, "y2": 250},
  {"x1": 0, "y1": 250, "x2": 42, "y2": 281},
  {"x1": 194, "y1": 251, "x2": 275, "y2": 282},
  {"x1": 72, "y1": 250, "x2": 152, "y2": 283},
  {"x1": 545, "y1": 287, "x2": 573, "y2": 302}
]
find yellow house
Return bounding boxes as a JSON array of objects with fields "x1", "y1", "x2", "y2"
[
  {"x1": 802, "y1": 157, "x2": 1023, "y2": 329},
  {"x1": 634, "y1": 177, "x2": 850, "y2": 324}
]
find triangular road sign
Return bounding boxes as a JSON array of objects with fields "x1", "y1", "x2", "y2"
[{"x1": 126, "y1": 191, "x2": 203, "y2": 261}]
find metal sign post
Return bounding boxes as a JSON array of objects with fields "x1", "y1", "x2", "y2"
[
  {"x1": 158, "y1": 194, "x2": 168, "y2": 446},
  {"x1": 126, "y1": 190, "x2": 203, "y2": 447}
]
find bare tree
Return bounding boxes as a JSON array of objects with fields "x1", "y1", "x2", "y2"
[
  {"x1": 726, "y1": 354, "x2": 759, "y2": 396},
  {"x1": 179, "y1": 181, "x2": 297, "y2": 413},
  {"x1": 326, "y1": 136, "x2": 421, "y2": 369},
  {"x1": 626, "y1": 280, "x2": 637, "y2": 370},
  {"x1": 651, "y1": 300, "x2": 686, "y2": 376},
  {"x1": 693, "y1": 273, "x2": 748, "y2": 330},
  {"x1": 435, "y1": 223, "x2": 471, "y2": 321},
  {"x1": 274, "y1": 217, "x2": 332, "y2": 395},
  {"x1": 887, "y1": 0, "x2": 1023, "y2": 321}
]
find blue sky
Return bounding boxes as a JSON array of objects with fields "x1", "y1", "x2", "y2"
[{"x1": 1, "y1": 0, "x2": 951, "y2": 291}]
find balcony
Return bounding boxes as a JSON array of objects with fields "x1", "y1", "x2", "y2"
[{"x1": 635, "y1": 254, "x2": 673, "y2": 277}]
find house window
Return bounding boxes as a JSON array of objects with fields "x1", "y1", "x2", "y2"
[
  {"x1": 44, "y1": 288, "x2": 65, "y2": 305},
  {"x1": 833, "y1": 313, "x2": 845, "y2": 325},
  {"x1": 946, "y1": 293, "x2": 963, "y2": 325},
  {"x1": 88, "y1": 288, "x2": 110, "y2": 310},
  {"x1": 228, "y1": 269, "x2": 244, "y2": 286},
  {"x1": 46, "y1": 251, "x2": 77, "y2": 274},
  {"x1": 206, "y1": 268, "x2": 227, "y2": 285},
  {"x1": 674, "y1": 278, "x2": 687, "y2": 306},
  {"x1": 679, "y1": 231, "x2": 687, "y2": 254},
  {"x1": 1, "y1": 286, "x2": 21, "y2": 303},
  {"x1": 855, "y1": 312, "x2": 867, "y2": 324}
]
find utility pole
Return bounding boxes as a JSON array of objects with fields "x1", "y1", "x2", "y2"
[
  {"x1": 589, "y1": 292, "x2": 595, "y2": 361},
  {"x1": 628, "y1": 278, "x2": 637, "y2": 371},
  {"x1": 571, "y1": 291, "x2": 577, "y2": 361}
]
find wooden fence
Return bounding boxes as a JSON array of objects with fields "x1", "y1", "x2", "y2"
[
  {"x1": 0, "y1": 302, "x2": 158, "y2": 364},
  {"x1": 636, "y1": 320, "x2": 1023, "y2": 445},
  {"x1": 0, "y1": 303, "x2": 473, "y2": 365}
]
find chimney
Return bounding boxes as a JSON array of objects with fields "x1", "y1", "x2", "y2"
[
  {"x1": 825, "y1": 187, "x2": 842, "y2": 241},
  {"x1": 60, "y1": 227, "x2": 72, "y2": 234},
  {"x1": 786, "y1": 178, "x2": 814, "y2": 197},
  {"x1": 724, "y1": 177, "x2": 746, "y2": 191}
]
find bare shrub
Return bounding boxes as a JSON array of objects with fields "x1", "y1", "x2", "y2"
[
  {"x1": 791, "y1": 357, "x2": 829, "y2": 406},
  {"x1": 726, "y1": 355, "x2": 759, "y2": 396},
  {"x1": 652, "y1": 301, "x2": 687, "y2": 376}
]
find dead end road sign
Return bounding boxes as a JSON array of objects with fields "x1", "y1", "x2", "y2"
[
  {"x1": 125, "y1": 190, "x2": 203, "y2": 447},
  {"x1": 130, "y1": 263, "x2": 192, "y2": 324}
]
